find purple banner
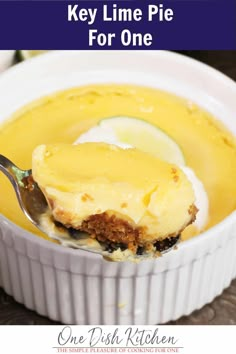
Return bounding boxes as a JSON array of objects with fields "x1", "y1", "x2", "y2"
[{"x1": 0, "y1": 1, "x2": 235, "y2": 49}]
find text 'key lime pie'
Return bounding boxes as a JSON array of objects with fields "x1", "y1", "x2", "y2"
[{"x1": 31, "y1": 117, "x2": 206, "y2": 261}]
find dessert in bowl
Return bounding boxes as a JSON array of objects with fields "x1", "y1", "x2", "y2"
[{"x1": 0, "y1": 51, "x2": 235, "y2": 324}]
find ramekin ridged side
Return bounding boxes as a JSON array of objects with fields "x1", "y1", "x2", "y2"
[{"x1": 0, "y1": 215, "x2": 235, "y2": 324}]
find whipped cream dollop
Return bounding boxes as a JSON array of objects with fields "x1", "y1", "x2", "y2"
[
  {"x1": 75, "y1": 125, "x2": 132, "y2": 149},
  {"x1": 180, "y1": 166, "x2": 208, "y2": 230},
  {"x1": 75, "y1": 124, "x2": 209, "y2": 231}
]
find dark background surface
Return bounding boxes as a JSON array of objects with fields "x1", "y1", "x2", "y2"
[{"x1": 0, "y1": 50, "x2": 236, "y2": 325}]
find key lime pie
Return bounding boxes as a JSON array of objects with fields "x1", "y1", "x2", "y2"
[
  {"x1": 0, "y1": 84, "x2": 235, "y2": 261},
  {"x1": 32, "y1": 142, "x2": 197, "y2": 257}
]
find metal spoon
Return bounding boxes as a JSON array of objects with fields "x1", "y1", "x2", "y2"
[{"x1": 0, "y1": 154, "x2": 179, "y2": 260}]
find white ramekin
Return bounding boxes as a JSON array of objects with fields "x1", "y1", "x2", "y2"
[{"x1": 0, "y1": 51, "x2": 235, "y2": 324}]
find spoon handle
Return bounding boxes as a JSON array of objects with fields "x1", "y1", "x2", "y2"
[
  {"x1": 0, "y1": 154, "x2": 32, "y2": 213},
  {"x1": 0, "y1": 154, "x2": 20, "y2": 187}
]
